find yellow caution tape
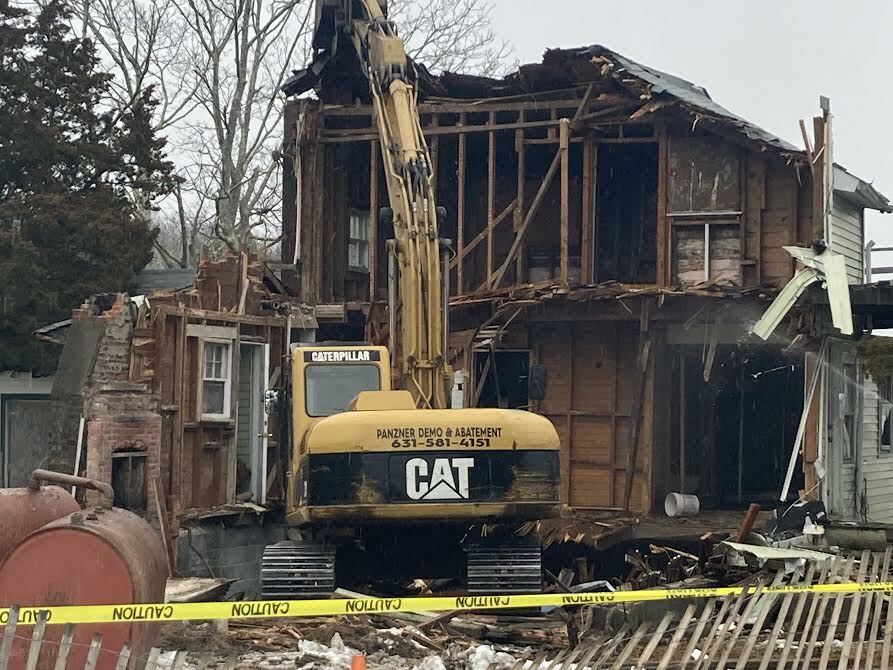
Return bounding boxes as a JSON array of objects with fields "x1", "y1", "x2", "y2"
[{"x1": 3, "y1": 581, "x2": 893, "y2": 626}]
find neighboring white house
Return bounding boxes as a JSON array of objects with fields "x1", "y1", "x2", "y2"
[{"x1": 0, "y1": 371, "x2": 54, "y2": 487}]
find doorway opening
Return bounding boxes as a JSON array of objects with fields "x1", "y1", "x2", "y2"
[
  {"x1": 236, "y1": 343, "x2": 269, "y2": 502},
  {"x1": 669, "y1": 345, "x2": 804, "y2": 509},
  {"x1": 472, "y1": 350, "x2": 531, "y2": 409},
  {"x1": 595, "y1": 143, "x2": 658, "y2": 283}
]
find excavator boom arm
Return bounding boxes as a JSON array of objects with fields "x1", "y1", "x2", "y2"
[{"x1": 309, "y1": 0, "x2": 449, "y2": 409}]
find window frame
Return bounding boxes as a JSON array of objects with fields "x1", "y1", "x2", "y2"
[
  {"x1": 347, "y1": 209, "x2": 371, "y2": 273},
  {"x1": 200, "y1": 338, "x2": 233, "y2": 422},
  {"x1": 304, "y1": 363, "x2": 381, "y2": 417},
  {"x1": 879, "y1": 376, "x2": 893, "y2": 456}
]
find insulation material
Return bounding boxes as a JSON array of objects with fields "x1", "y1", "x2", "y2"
[{"x1": 674, "y1": 224, "x2": 742, "y2": 287}]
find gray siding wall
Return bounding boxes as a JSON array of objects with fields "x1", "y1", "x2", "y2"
[
  {"x1": 829, "y1": 197, "x2": 864, "y2": 284},
  {"x1": 861, "y1": 376, "x2": 893, "y2": 523}
]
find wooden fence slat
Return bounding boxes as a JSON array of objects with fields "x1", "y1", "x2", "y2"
[
  {"x1": 657, "y1": 603, "x2": 697, "y2": 670},
  {"x1": 796, "y1": 557, "x2": 846, "y2": 669},
  {"x1": 680, "y1": 598, "x2": 717, "y2": 670},
  {"x1": 693, "y1": 591, "x2": 741, "y2": 670},
  {"x1": 813, "y1": 556, "x2": 857, "y2": 670},
  {"x1": 864, "y1": 548, "x2": 891, "y2": 670},
  {"x1": 509, "y1": 650, "x2": 533, "y2": 670},
  {"x1": 24, "y1": 612, "x2": 48, "y2": 670},
  {"x1": 573, "y1": 639, "x2": 606, "y2": 670},
  {"x1": 0, "y1": 604, "x2": 19, "y2": 667},
  {"x1": 880, "y1": 569, "x2": 893, "y2": 670},
  {"x1": 865, "y1": 547, "x2": 891, "y2": 670},
  {"x1": 715, "y1": 583, "x2": 766, "y2": 670},
  {"x1": 525, "y1": 650, "x2": 549, "y2": 670},
  {"x1": 143, "y1": 648, "x2": 161, "y2": 670},
  {"x1": 83, "y1": 634, "x2": 103, "y2": 670},
  {"x1": 592, "y1": 624, "x2": 632, "y2": 669},
  {"x1": 761, "y1": 563, "x2": 815, "y2": 670},
  {"x1": 552, "y1": 642, "x2": 586, "y2": 670},
  {"x1": 735, "y1": 572, "x2": 786, "y2": 669},
  {"x1": 52, "y1": 624, "x2": 75, "y2": 670},
  {"x1": 609, "y1": 621, "x2": 649, "y2": 670},
  {"x1": 850, "y1": 552, "x2": 881, "y2": 670},
  {"x1": 113, "y1": 643, "x2": 132, "y2": 670},
  {"x1": 636, "y1": 611, "x2": 674, "y2": 668}
]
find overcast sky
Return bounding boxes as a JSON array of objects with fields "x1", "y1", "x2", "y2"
[{"x1": 491, "y1": 0, "x2": 893, "y2": 262}]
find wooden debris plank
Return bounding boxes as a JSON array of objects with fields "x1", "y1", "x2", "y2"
[
  {"x1": 810, "y1": 556, "x2": 856, "y2": 670},
  {"x1": 759, "y1": 563, "x2": 815, "y2": 670},
  {"x1": 609, "y1": 621, "x2": 649, "y2": 670},
  {"x1": 52, "y1": 625, "x2": 75, "y2": 670},
  {"x1": 591, "y1": 624, "x2": 632, "y2": 669},
  {"x1": 734, "y1": 571, "x2": 786, "y2": 669},
  {"x1": 83, "y1": 634, "x2": 103, "y2": 670},
  {"x1": 679, "y1": 598, "x2": 717, "y2": 670},
  {"x1": 735, "y1": 503, "x2": 762, "y2": 542},
  {"x1": 792, "y1": 557, "x2": 841, "y2": 669},
  {"x1": 113, "y1": 644, "x2": 132, "y2": 670},
  {"x1": 636, "y1": 611, "x2": 674, "y2": 668},
  {"x1": 170, "y1": 650, "x2": 188, "y2": 670},
  {"x1": 657, "y1": 603, "x2": 697, "y2": 670},
  {"x1": 864, "y1": 547, "x2": 892, "y2": 670},
  {"x1": 693, "y1": 592, "x2": 739, "y2": 670},
  {"x1": 0, "y1": 604, "x2": 19, "y2": 667},
  {"x1": 849, "y1": 551, "x2": 880, "y2": 670}
]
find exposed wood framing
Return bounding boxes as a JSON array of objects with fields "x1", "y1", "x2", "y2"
[
  {"x1": 369, "y1": 140, "x2": 378, "y2": 302},
  {"x1": 623, "y1": 301, "x2": 652, "y2": 511},
  {"x1": 515, "y1": 119, "x2": 525, "y2": 280},
  {"x1": 457, "y1": 113, "x2": 467, "y2": 293},
  {"x1": 322, "y1": 96, "x2": 585, "y2": 116},
  {"x1": 581, "y1": 133, "x2": 593, "y2": 284},
  {"x1": 487, "y1": 112, "x2": 496, "y2": 285},
  {"x1": 321, "y1": 118, "x2": 571, "y2": 143},
  {"x1": 450, "y1": 200, "x2": 516, "y2": 269},
  {"x1": 490, "y1": 147, "x2": 562, "y2": 289},
  {"x1": 173, "y1": 310, "x2": 186, "y2": 504},
  {"x1": 656, "y1": 123, "x2": 669, "y2": 285},
  {"x1": 560, "y1": 119, "x2": 570, "y2": 285}
]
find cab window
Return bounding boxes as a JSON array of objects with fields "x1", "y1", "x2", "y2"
[{"x1": 305, "y1": 364, "x2": 380, "y2": 417}]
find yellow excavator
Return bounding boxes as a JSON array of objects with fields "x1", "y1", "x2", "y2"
[{"x1": 262, "y1": 0, "x2": 561, "y2": 597}]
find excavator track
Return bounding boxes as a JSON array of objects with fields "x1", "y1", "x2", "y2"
[
  {"x1": 261, "y1": 541, "x2": 336, "y2": 599},
  {"x1": 466, "y1": 541, "x2": 543, "y2": 594}
]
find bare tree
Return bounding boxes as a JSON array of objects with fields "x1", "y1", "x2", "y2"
[
  {"x1": 390, "y1": 0, "x2": 511, "y2": 76},
  {"x1": 82, "y1": 0, "x2": 509, "y2": 264}
]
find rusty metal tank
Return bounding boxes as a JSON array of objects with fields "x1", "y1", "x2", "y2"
[
  {"x1": 0, "y1": 470, "x2": 113, "y2": 564},
  {"x1": 0, "y1": 478, "x2": 168, "y2": 670}
]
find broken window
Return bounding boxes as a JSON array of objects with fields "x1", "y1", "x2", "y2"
[
  {"x1": 348, "y1": 210, "x2": 370, "y2": 272},
  {"x1": 595, "y1": 143, "x2": 658, "y2": 283},
  {"x1": 202, "y1": 340, "x2": 232, "y2": 419},
  {"x1": 111, "y1": 450, "x2": 146, "y2": 512}
]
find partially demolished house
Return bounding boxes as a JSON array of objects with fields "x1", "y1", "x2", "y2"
[
  {"x1": 281, "y1": 45, "x2": 892, "y2": 523},
  {"x1": 35, "y1": 254, "x2": 316, "y2": 589}
]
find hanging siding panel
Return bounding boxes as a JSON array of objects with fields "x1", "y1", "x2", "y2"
[{"x1": 830, "y1": 197, "x2": 863, "y2": 284}]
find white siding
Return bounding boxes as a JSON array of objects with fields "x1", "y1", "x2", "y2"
[
  {"x1": 861, "y1": 376, "x2": 893, "y2": 522},
  {"x1": 829, "y1": 197, "x2": 864, "y2": 284}
]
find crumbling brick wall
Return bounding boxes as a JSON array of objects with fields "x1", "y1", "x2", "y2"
[{"x1": 76, "y1": 294, "x2": 165, "y2": 518}]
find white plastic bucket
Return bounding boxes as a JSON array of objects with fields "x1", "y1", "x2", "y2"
[{"x1": 665, "y1": 492, "x2": 700, "y2": 517}]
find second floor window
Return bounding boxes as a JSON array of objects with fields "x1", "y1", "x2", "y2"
[{"x1": 348, "y1": 210, "x2": 370, "y2": 272}]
